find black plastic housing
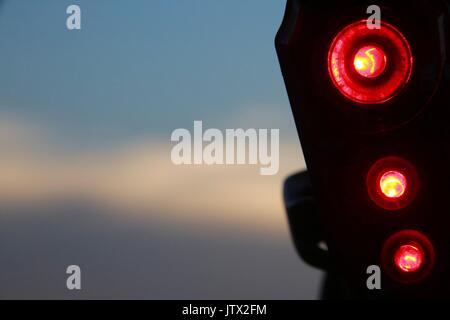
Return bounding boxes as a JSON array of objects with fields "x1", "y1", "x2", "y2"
[{"x1": 276, "y1": 0, "x2": 450, "y2": 298}]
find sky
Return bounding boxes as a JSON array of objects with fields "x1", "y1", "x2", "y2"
[
  {"x1": 0, "y1": 0, "x2": 322, "y2": 299},
  {"x1": 0, "y1": 0, "x2": 293, "y2": 145}
]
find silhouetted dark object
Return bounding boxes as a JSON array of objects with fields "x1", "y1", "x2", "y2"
[
  {"x1": 284, "y1": 171, "x2": 380, "y2": 299},
  {"x1": 277, "y1": 0, "x2": 450, "y2": 299},
  {"x1": 283, "y1": 171, "x2": 328, "y2": 271}
]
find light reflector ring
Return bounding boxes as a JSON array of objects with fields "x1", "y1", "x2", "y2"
[
  {"x1": 367, "y1": 157, "x2": 418, "y2": 211},
  {"x1": 328, "y1": 20, "x2": 413, "y2": 104},
  {"x1": 381, "y1": 230, "x2": 435, "y2": 284}
]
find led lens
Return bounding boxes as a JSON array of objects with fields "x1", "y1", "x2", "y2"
[
  {"x1": 379, "y1": 170, "x2": 407, "y2": 199},
  {"x1": 328, "y1": 20, "x2": 413, "y2": 104},
  {"x1": 382, "y1": 230, "x2": 435, "y2": 283},
  {"x1": 353, "y1": 45, "x2": 387, "y2": 78},
  {"x1": 394, "y1": 243, "x2": 424, "y2": 273},
  {"x1": 367, "y1": 157, "x2": 418, "y2": 210}
]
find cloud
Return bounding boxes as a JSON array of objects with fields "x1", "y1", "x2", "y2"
[
  {"x1": 0, "y1": 114, "x2": 306, "y2": 235},
  {"x1": 0, "y1": 114, "x2": 321, "y2": 300}
]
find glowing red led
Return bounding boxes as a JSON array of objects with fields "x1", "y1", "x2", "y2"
[
  {"x1": 382, "y1": 231, "x2": 435, "y2": 283},
  {"x1": 394, "y1": 243, "x2": 424, "y2": 273},
  {"x1": 367, "y1": 157, "x2": 418, "y2": 210},
  {"x1": 328, "y1": 20, "x2": 413, "y2": 104},
  {"x1": 379, "y1": 170, "x2": 407, "y2": 199},
  {"x1": 353, "y1": 45, "x2": 387, "y2": 78}
]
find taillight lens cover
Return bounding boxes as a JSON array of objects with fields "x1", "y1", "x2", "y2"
[
  {"x1": 382, "y1": 230, "x2": 435, "y2": 283},
  {"x1": 394, "y1": 243, "x2": 424, "y2": 273},
  {"x1": 367, "y1": 157, "x2": 418, "y2": 211},
  {"x1": 328, "y1": 20, "x2": 413, "y2": 105}
]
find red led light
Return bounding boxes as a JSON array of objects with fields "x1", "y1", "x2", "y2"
[
  {"x1": 367, "y1": 157, "x2": 418, "y2": 210},
  {"x1": 353, "y1": 45, "x2": 387, "y2": 78},
  {"x1": 382, "y1": 231, "x2": 435, "y2": 283},
  {"x1": 379, "y1": 170, "x2": 407, "y2": 199},
  {"x1": 328, "y1": 20, "x2": 413, "y2": 104},
  {"x1": 394, "y1": 243, "x2": 424, "y2": 273}
]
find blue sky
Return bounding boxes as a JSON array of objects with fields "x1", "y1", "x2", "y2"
[{"x1": 0, "y1": 0, "x2": 292, "y2": 146}]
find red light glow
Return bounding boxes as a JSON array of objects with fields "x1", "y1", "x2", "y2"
[
  {"x1": 328, "y1": 20, "x2": 413, "y2": 104},
  {"x1": 382, "y1": 230, "x2": 435, "y2": 283},
  {"x1": 367, "y1": 157, "x2": 418, "y2": 210},
  {"x1": 394, "y1": 243, "x2": 424, "y2": 273},
  {"x1": 353, "y1": 45, "x2": 387, "y2": 78},
  {"x1": 379, "y1": 170, "x2": 407, "y2": 199}
]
